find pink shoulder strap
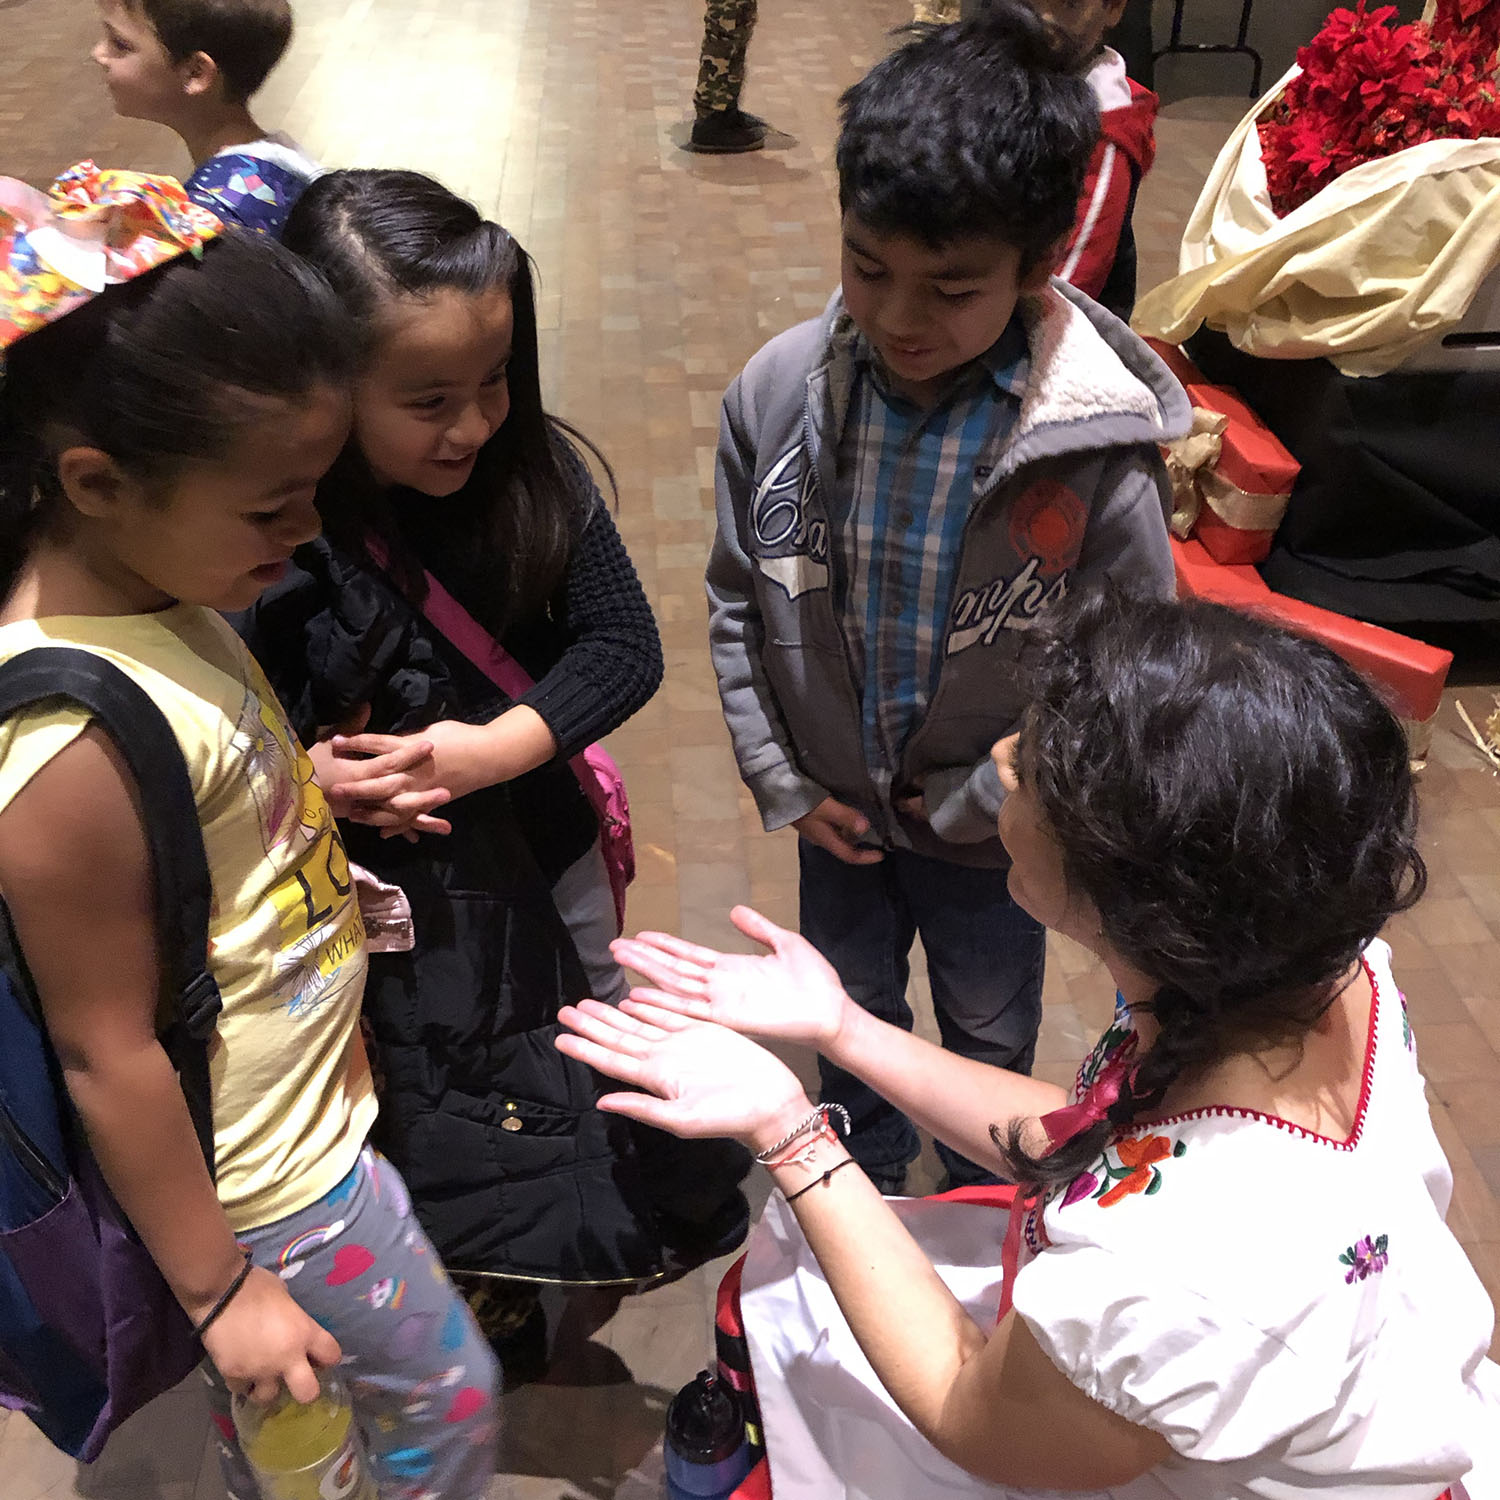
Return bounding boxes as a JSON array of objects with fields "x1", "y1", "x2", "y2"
[{"x1": 362, "y1": 535, "x2": 535, "y2": 700}]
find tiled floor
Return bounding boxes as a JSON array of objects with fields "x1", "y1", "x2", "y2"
[{"x1": 5, "y1": 0, "x2": 1499, "y2": 1496}]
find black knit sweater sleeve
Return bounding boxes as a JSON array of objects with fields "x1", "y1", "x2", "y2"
[{"x1": 514, "y1": 498, "x2": 664, "y2": 759}]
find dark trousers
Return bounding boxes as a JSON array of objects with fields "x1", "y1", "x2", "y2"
[{"x1": 798, "y1": 840, "x2": 1046, "y2": 1187}]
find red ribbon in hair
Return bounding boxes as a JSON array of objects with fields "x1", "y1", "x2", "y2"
[
  {"x1": 1037, "y1": 1031, "x2": 1139, "y2": 1153},
  {"x1": 998, "y1": 1028, "x2": 1141, "y2": 1325}
]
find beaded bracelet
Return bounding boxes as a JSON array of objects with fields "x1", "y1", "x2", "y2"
[
  {"x1": 785, "y1": 1157, "x2": 859, "y2": 1204},
  {"x1": 191, "y1": 1249, "x2": 255, "y2": 1340},
  {"x1": 752, "y1": 1103, "x2": 852, "y2": 1165}
]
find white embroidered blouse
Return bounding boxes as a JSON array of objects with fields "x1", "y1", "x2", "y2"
[{"x1": 1011, "y1": 939, "x2": 1499, "y2": 1499}]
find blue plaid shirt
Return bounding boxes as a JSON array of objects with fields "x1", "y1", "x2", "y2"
[{"x1": 833, "y1": 318, "x2": 1029, "y2": 804}]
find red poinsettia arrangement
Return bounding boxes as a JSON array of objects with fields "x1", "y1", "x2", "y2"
[{"x1": 1258, "y1": 0, "x2": 1500, "y2": 214}]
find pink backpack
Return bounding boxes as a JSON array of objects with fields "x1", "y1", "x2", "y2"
[{"x1": 363, "y1": 541, "x2": 635, "y2": 932}]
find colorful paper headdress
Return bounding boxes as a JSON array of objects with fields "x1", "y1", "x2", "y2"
[{"x1": 1, "y1": 160, "x2": 223, "y2": 351}]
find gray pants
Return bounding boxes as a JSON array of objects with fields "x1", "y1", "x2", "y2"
[
  {"x1": 552, "y1": 838, "x2": 628, "y2": 1006},
  {"x1": 204, "y1": 1147, "x2": 499, "y2": 1500}
]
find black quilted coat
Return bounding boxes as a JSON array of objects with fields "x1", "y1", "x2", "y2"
[{"x1": 237, "y1": 538, "x2": 746, "y2": 1285}]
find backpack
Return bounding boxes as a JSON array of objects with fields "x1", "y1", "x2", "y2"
[{"x1": 0, "y1": 648, "x2": 221, "y2": 1460}]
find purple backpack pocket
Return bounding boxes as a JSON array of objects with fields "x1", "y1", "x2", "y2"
[{"x1": 0, "y1": 651, "x2": 220, "y2": 1460}]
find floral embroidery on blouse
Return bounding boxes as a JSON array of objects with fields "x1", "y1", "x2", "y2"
[
  {"x1": 1399, "y1": 991, "x2": 1414, "y2": 1053},
  {"x1": 1065, "y1": 1133, "x2": 1188, "y2": 1208},
  {"x1": 1022, "y1": 1198, "x2": 1049, "y2": 1254},
  {"x1": 1339, "y1": 1233, "x2": 1390, "y2": 1283}
]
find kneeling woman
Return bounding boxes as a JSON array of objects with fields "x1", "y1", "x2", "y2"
[{"x1": 559, "y1": 589, "x2": 1498, "y2": 1498}]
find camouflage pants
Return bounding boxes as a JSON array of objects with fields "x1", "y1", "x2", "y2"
[
  {"x1": 694, "y1": 0, "x2": 758, "y2": 117},
  {"x1": 912, "y1": 0, "x2": 959, "y2": 20}
]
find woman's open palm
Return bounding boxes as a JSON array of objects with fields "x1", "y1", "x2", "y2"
[
  {"x1": 555, "y1": 999, "x2": 809, "y2": 1146},
  {"x1": 609, "y1": 905, "x2": 852, "y2": 1048}
]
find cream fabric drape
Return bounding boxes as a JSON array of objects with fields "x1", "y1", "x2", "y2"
[{"x1": 1132, "y1": 66, "x2": 1500, "y2": 376}]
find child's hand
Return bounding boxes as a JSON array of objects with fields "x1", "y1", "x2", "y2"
[
  {"x1": 894, "y1": 791, "x2": 928, "y2": 823},
  {"x1": 793, "y1": 797, "x2": 884, "y2": 865},
  {"x1": 335, "y1": 716, "x2": 546, "y2": 807},
  {"x1": 309, "y1": 732, "x2": 453, "y2": 841},
  {"x1": 611, "y1": 905, "x2": 854, "y2": 1051},
  {"x1": 199, "y1": 1265, "x2": 342, "y2": 1405}
]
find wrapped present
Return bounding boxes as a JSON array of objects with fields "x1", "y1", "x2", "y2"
[
  {"x1": 1144, "y1": 335, "x2": 1206, "y2": 389},
  {"x1": 1172, "y1": 536, "x2": 1453, "y2": 761},
  {"x1": 1161, "y1": 380, "x2": 1299, "y2": 565}
]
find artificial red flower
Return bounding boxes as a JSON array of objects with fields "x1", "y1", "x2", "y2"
[{"x1": 1258, "y1": 0, "x2": 1500, "y2": 213}]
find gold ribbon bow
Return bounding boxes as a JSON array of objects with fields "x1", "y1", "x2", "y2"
[{"x1": 1165, "y1": 405, "x2": 1291, "y2": 541}]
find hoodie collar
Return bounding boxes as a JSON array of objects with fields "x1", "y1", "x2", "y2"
[{"x1": 812, "y1": 280, "x2": 1190, "y2": 476}]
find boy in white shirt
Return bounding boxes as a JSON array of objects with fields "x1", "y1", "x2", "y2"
[{"x1": 93, "y1": 0, "x2": 319, "y2": 236}]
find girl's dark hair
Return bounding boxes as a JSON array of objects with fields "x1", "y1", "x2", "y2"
[
  {"x1": 281, "y1": 168, "x2": 611, "y2": 632},
  {"x1": 0, "y1": 229, "x2": 353, "y2": 590},
  {"x1": 994, "y1": 588, "x2": 1426, "y2": 1190},
  {"x1": 837, "y1": 0, "x2": 1099, "y2": 268}
]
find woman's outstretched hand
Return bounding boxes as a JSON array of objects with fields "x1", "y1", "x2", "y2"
[
  {"x1": 609, "y1": 905, "x2": 852, "y2": 1051},
  {"x1": 555, "y1": 999, "x2": 812, "y2": 1154}
]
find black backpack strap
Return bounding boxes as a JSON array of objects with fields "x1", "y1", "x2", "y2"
[{"x1": 0, "y1": 648, "x2": 220, "y2": 1177}]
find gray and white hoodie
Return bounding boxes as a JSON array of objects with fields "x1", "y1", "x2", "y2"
[{"x1": 706, "y1": 279, "x2": 1193, "y2": 868}]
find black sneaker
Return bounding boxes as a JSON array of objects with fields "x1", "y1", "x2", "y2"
[{"x1": 686, "y1": 109, "x2": 768, "y2": 154}]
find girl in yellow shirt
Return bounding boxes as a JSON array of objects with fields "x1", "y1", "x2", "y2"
[{"x1": 0, "y1": 167, "x2": 496, "y2": 1496}]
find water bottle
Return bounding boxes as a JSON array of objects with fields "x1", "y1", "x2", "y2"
[
  {"x1": 232, "y1": 1370, "x2": 377, "y2": 1500},
  {"x1": 664, "y1": 1369, "x2": 753, "y2": 1500}
]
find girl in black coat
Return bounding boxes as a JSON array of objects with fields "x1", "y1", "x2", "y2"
[{"x1": 238, "y1": 168, "x2": 748, "y2": 1372}]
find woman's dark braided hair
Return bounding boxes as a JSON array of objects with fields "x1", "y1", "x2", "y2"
[{"x1": 993, "y1": 588, "x2": 1426, "y2": 1191}]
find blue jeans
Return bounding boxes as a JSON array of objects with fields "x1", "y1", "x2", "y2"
[{"x1": 798, "y1": 841, "x2": 1045, "y2": 1187}]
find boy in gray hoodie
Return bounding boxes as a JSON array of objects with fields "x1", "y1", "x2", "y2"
[{"x1": 706, "y1": 1, "x2": 1191, "y2": 1190}]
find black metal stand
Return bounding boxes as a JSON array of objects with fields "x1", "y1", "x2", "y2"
[{"x1": 1152, "y1": 0, "x2": 1263, "y2": 97}]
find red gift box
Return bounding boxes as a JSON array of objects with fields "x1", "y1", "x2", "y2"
[
  {"x1": 1172, "y1": 536, "x2": 1452, "y2": 756},
  {"x1": 1177, "y1": 381, "x2": 1300, "y2": 565},
  {"x1": 1144, "y1": 338, "x2": 1301, "y2": 566},
  {"x1": 1144, "y1": 335, "x2": 1207, "y2": 388}
]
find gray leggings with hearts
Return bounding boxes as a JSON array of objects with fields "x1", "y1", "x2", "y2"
[{"x1": 203, "y1": 1146, "x2": 499, "y2": 1500}]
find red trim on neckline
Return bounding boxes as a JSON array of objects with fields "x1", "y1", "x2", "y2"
[{"x1": 1130, "y1": 956, "x2": 1382, "y2": 1151}]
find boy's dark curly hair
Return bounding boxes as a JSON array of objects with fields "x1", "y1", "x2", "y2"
[
  {"x1": 994, "y1": 588, "x2": 1426, "y2": 1190},
  {"x1": 836, "y1": 0, "x2": 1099, "y2": 267}
]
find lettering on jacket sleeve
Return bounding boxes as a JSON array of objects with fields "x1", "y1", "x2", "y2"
[{"x1": 750, "y1": 445, "x2": 828, "y2": 600}]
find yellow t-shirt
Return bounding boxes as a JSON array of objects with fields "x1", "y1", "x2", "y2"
[{"x1": 0, "y1": 607, "x2": 375, "y2": 1232}]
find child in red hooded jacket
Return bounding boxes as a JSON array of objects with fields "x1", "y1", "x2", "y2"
[{"x1": 1025, "y1": 1, "x2": 1157, "y2": 319}]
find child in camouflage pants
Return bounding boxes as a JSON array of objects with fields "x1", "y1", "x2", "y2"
[{"x1": 687, "y1": 0, "x2": 771, "y2": 154}]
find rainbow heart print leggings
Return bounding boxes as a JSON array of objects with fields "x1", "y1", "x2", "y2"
[{"x1": 202, "y1": 1146, "x2": 499, "y2": 1500}]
